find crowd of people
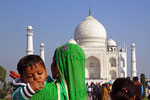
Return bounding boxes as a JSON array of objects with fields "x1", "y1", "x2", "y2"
[
  {"x1": 9, "y1": 42, "x2": 150, "y2": 100},
  {"x1": 86, "y1": 77, "x2": 150, "y2": 100},
  {"x1": 86, "y1": 82, "x2": 111, "y2": 100}
]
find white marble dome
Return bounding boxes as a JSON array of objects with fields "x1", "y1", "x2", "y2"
[
  {"x1": 107, "y1": 38, "x2": 117, "y2": 46},
  {"x1": 67, "y1": 38, "x2": 77, "y2": 44},
  {"x1": 74, "y1": 15, "x2": 107, "y2": 47}
]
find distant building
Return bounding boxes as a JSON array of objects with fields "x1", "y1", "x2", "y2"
[
  {"x1": 26, "y1": 9, "x2": 137, "y2": 82},
  {"x1": 68, "y1": 9, "x2": 128, "y2": 82}
]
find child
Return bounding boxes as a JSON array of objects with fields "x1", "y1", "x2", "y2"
[{"x1": 11, "y1": 55, "x2": 53, "y2": 100}]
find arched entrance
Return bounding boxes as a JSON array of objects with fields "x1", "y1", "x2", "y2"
[
  {"x1": 109, "y1": 70, "x2": 116, "y2": 80},
  {"x1": 85, "y1": 56, "x2": 100, "y2": 79}
]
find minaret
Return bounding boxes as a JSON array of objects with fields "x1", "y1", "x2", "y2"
[
  {"x1": 131, "y1": 43, "x2": 137, "y2": 78},
  {"x1": 40, "y1": 43, "x2": 45, "y2": 62},
  {"x1": 26, "y1": 25, "x2": 34, "y2": 55}
]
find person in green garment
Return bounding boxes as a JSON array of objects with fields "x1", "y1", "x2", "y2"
[{"x1": 31, "y1": 43, "x2": 87, "y2": 100}]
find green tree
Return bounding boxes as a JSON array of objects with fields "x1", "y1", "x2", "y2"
[
  {"x1": 0, "y1": 66, "x2": 7, "y2": 82},
  {"x1": 3, "y1": 81, "x2": 7, "y2": 92},
  {"x1": 140, "y1": 73, "x2": 146, "y2": 98},
  {"x1": 0, "y1": 66, "x2": 7, "y2": 98}
]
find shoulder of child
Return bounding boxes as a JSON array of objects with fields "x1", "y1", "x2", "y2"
[
  {"x1": 45, "y1": 75, "x2": 53, "y2": 84},
  {"x1": 11, "y1": 78, "x2": 26, "y2": 90}
]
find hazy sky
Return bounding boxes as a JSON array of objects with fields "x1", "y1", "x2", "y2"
[{"x1": 0, "y1": 0, "x2": 150, "y2": 82}]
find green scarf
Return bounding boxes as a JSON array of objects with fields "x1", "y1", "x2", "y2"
[
  {"x1": 30, "y1": 43, "x2": 87, "y2": 100},
  {"x1": 30, "y1": 82, "x2": 59, "y2": 100}
]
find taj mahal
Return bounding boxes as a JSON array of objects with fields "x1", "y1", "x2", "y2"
[{"x1": 25, "y1": 9, "x2": 137, "y2": 83}]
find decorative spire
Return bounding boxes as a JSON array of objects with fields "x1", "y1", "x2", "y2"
[{"x1": 89, "y1": 6, "x2": 91, "y2": 16}]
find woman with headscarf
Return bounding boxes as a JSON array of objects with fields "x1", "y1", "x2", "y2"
[{"x1": 30, "y1": 43, "x2": 87, "y2": 100}]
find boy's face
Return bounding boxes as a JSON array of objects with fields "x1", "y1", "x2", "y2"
[{"x1": 22, "y1": 63, "x2": 47, "y2": 85}]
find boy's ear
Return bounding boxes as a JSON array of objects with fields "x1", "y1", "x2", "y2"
[
  {"x1": 20, "y1": 75, "x2": 27, "y2": 83},
  {"x1": 20, "y1": 75, "x2": 24, "y2": 81}
]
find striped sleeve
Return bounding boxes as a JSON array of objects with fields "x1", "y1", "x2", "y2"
[
  {"x1": 11, "y1": 78, "x2": 27, "y2": 92},
  {"x1": 12, "y1": 83, "x2": 35, "y2": 100}
]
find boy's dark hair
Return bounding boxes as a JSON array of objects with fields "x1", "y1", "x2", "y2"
[{"x1": 17, "y1": 55, "x2": 45, "y2": 76}]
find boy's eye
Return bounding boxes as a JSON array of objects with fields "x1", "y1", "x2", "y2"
[
  {"x1": 27, "y1": 76, "x2": 33, "y2": 78},
  {"x1": 38, "y1": 72, "x2": 43, "y2": 75}
]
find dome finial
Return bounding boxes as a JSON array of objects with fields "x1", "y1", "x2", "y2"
[{"x1": 89, "y1": 6, "x2": 91, "y2": 16}]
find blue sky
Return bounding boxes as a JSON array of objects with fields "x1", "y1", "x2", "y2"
[{"x1": 0, "y1": 0, "x2": 150, "y2": 82}]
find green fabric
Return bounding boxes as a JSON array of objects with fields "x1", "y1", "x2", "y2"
[
  {"x1": 56, "y1": 43, "x2": 87, "y2": 100},
  {"x1": 30, "y1": 43, "x2": 87, "y2": 100},
  {"x1": 30, "y1": 82, "x2": 59, "y2": 100}
]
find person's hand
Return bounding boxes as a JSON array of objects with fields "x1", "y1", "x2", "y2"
[
  {"x1": 29, "y1": 81, "x2": 45, "y2": 91},
  {"x1": 9, "y1": 71, "x2": 20, "y2": 79}
]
